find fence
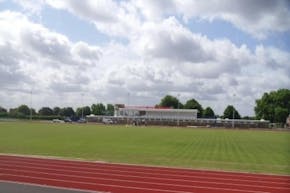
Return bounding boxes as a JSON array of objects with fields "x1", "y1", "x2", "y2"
[{"x1": 86, "y1": 115, "x2": 270, "y2": 128}]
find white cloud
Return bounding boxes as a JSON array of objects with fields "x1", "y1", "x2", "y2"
[
  {"x1": 44, "y1": 0, "x2": 141, "y2": 38},
  {"x1": 255, "y1": 45, "x2": 290, "y2": 73},
  {"x1": 132, "y1": 0, "x2": 176, "y2": 21},
  {"x1": 183, "y1": 0, "x2": 290, "y2": 39},
  {"x1": 0, "y1": 11, "x2": 102, "y2": 97},
  {"x1": 133, "y1": 17, "x2": 214, "y2": 63},
  {"x1": 133, "y1": 0, "x2": 290, "y2": 39},
  {"x1": 48, "y1": 0, "x2": 118, "y2": 22},
  {"x1": 13, "y1": 0, "x2": 46, "y2": 15},
  {"x1": 0, "y1": 1, "x2": 289, "y2": 116},
  {"x1": 13, "y1": 0, "x2": 290, "y2": 39},
  {"x1": 132, "y1": 17, "x2": 253, "y2": 80}
]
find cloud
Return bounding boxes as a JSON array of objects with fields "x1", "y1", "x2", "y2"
[
  {"x1": 134, "y1": 0, "x2": 290, "y2": 39},
  {"x1": 20, "y1": 27, "x2": 72, "y2": 65},
  {"x1": 12, "y1": 0, "x2": 46, "y2": 15},
  {"x1": 132, "y1": 17, "x2": 253, "y2": 79},
  {"x1": 255, "y1": 45, "x2": 290, "y2": 72},
  {"x1": 181, "y1": 0, "x2": 290, "y2": 39},
  {"x1": 47, "y1": 0, "x2": 118, "y2": 23},
  {"x1": 0, "y1": 11, "x2": 101, "y2": 93},
  {"x1": 0, "y1": 3, "x2": 289, "y2": 116},
  {"x1": 14, "y1": 0, "x2": 290, "y2": 39},
  {"x1": 44, "y1": 0, "x2": 141, "y2": 38},
  {"x1": 71, "y1": 42, "x2": 102, "y2": 65},
  {"x1": 133, "y1": 17, "x2": 213, "y2": 63},
  {"x1": 133, "y1": 0, "x2": 176, "y2": 21}
]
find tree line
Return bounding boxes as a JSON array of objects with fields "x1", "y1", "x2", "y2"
[
  {"x1": 158, "y1": 88, "x2": 290, "y2": 123},
  {"x1": 0, "y1": 89, "x2": 289, "y2": 123},
  {"x1": 158, "y1": 95, "x2": 241, "y2": 119},
  {"x1": 0, "y1": 104, "x2": 114, "y2": 120}
]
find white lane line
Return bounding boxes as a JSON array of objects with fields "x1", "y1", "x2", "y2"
[
  {"x1": 0, "y1": 169, "x2": 273, "y2": 193},
  {"x1": 0, "y1": 160, "x2": 288, "y2": 186},
  {"x1": 1, "y1": 154, "x2": 288, "y2": 178},
  {"x1": 0, "y1": 160, "x2": 290, "y2": 182},
  {"x1": 1, "y1": 165, "x2": 289, "y2": 191},
  {"x1": 0, "y1": 174, "x2": 193, "y2": 193},
  {"x1": 1, "y1": 155, "x2": 288, "y2": 181}
]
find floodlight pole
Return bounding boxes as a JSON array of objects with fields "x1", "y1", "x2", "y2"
[
  {"x1": 232, "y1": 94, "x2": 236, "y2": 128},
  {"x1": 127, "y1": 92, "x2": 130, "y2": 125},
  {"x1": 177, "y1": 93, "x2": 180, "y2": 126},
  {"x1": 81, "y1": 93, "x2": 84, "y2": 119},
  {"x1": 30, "y1": 89, "x2": 32, "y2": 121}
]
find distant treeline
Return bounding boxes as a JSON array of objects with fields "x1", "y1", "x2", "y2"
[
  {"x1": 0, "y1": 89, "x2": 289, "y2": 123},
  {"x1": 0, "y1": 103, "x2": 114, "y2": 120},
  {"x1": 157, "y1": 89, "x2": 290, "y2": 124}
]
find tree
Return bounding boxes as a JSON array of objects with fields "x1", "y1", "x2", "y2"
[
  {"x1": 60, "y1": 107, "x2": 75, "y2": 117},
  {"x1": 106, "y1": 104, "x2": 114, "y2": 116},
  {"x1": 53, "y1": 107, "x2": 61, "y2": 116},
  {"x1": 255, "y1": 89, "x2": 290, "y2": 123},
  {"x1": 159, "y1": 95, "x2": 180, "y2": 109},
  {"x1": 38, "y1": 107, "x2": 53, "y2": 116},
  {"x1": 8, "y1": 105, "x2": 35, "y2": 118},
  {"x1": 0, "y1": 106, "x2": 7, "y2": 113},
  {"x1": 242, "y1": 116, "x2": 255, "y2": 120},
  {"x1": 203, "y1": 107, "x2": 215, "y2": 118},
  {"x1": 274, "y1": 107, "x2": 288, "y2": 123},
  {"x1": 184, "y1": 98, "x2": 203, "y2": 118},
  {"x1": 31, "y1": 108, "x2": 37, "y2": 115},
  {"x1": 0, "y1": 106, "x2": 7, "y2": 117},
  {"x1": 76, "y1": 106, "x2": 91, "y2": 117},
  {"x1": 9, "y1": 108, "x2": 18, "y2": 117},
  {"x1": 223, "y1": 105, "x2": 241, "y2": 119},
  {"x1": 17, "y1": 104, "x2": 30, "y2": 116},
  {"x1": 91, "y1": 103, "x2": 106, "y2": 115}
]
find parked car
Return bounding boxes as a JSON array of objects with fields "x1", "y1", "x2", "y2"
[
  {"x1": 52, "y1": 119, "x2": 64, "y2": 123},
  {"x1": 78, "y1": 118, "x2": 87, "y2": 123},
  {"x1": 64, "y1": 117, "x2": 72, "y2": 123},
  {"x1": 102, "y1": 118, "x2": 113, "y2": 124}
]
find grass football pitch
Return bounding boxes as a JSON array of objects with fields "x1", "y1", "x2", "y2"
[{"x1": 0, "y1": 121, "x2": 289, "y2": 175}]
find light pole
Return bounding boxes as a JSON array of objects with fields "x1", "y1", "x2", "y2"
[
  {"x1": 81, "y1": 93, "x2": 84, "y2": 119},
  {"x1": 30, "y1": 89, "x2": 32, "y2": 121},
  {"x1": 232, "y1": 106, "x2": 235, "y2": 128},
  {"x1": 177, "y1": 93, "x2": 180, "y2": 126},
  {"x1": 127, "y1": 92, "x2": 130, "y2": 125},
  {"x1": 232, "y1": 94, "x2": 236, "y2": 128}
]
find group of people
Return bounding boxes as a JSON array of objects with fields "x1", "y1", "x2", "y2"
[{"x1": 132, "y1": 119, "x2": 147, "y2": 126}]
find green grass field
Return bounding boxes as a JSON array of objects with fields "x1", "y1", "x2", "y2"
[{"x1": 0, "y1": 121, "x2": 289, "y2": 175}]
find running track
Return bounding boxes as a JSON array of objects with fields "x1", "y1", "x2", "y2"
[{"x1": 0, "y1": 155, "x2": 289, "y2": 193}]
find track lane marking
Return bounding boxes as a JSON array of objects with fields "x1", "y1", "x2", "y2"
[
  {"x1": 0, "y1": 175, "x2": 194, "y2": 193},
  {"x1": 0, "y1": 180, "x2": 104, "y2": 193},
  {"x1": 1, "y1": 158, "x2": 289, "y2": 183},
  {"x1": 0, "y1": 174, "x2": 271, "y2": 193},
  {"x1": 1, "y1": 165, "x2": 289, "y2": 191},
  {"x1": 1, "y1": 155, "x2": 289, "y2": 193},
  {"x1": 0, "y1": 160, "x2": 288, "y2": 186},
  {"x1": 1, "y1": 155, "x2": 288, "y2": 180}
]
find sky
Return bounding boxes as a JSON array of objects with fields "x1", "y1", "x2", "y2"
[{"x1": 0, "y1": 0, "x2": 290, "y2": 116}]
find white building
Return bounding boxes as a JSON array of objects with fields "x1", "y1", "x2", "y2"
[
  {"x1": 287, "y1": 115, "x2": 290, "y2": 128},
  {"x1": 114, "y1": 106, "x2": 198, "y2": 120}
]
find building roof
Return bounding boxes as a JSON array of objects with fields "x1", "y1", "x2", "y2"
[{"x1": 119, "y1": 106, "x2": 198, "y2": 113}]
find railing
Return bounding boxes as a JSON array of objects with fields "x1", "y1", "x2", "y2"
[{"x1": 86, "y1": 115, "x2": 270, "y2": 128}]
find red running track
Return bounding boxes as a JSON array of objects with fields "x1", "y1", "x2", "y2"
[{"x1": 0, "y1": 155, "x2": 289, "y2": 193}]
